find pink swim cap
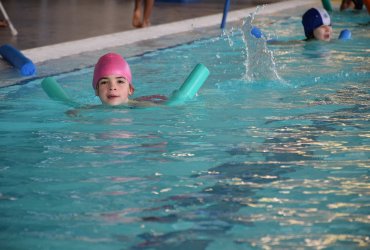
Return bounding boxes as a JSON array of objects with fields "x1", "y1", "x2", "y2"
[{"x1": 92, "y1": 53, "x2": 133, "y2": 92}]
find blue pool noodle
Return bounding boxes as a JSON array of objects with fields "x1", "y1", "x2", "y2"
[
  {"x1": 0, "y1": 44, "x2": 36, "y2": 76},
  {"x1": 338, "y1": 29, "x2": 351, "y2": 40},
  {"x1": 166, "y1": 63, "x2": 210, "y2": 106}
]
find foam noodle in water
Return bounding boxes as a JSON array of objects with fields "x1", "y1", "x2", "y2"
[
  {"x1": 338, "y1": 29, "x2": 351, "y2": 40},
  {"x1": 166, "y1": 64, "x2": 210, "y2": 106},
  {"x1": 41, "y1": 77, "x2": 76, "y2": 105}
]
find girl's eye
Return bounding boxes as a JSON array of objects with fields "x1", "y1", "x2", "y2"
[
  {"x1": 117, "y1": 79, "x2": 127, "y2": 84},
  {"x1": 99, "y1": 80, "x2": 108, "y2": 85}
]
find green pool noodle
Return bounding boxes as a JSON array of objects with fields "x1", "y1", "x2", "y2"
[
  {"x1": 166, "y1": 63, "x2": 210, "y2": 106},
  {"x1": 322, "y1": 0, "x2": 333, "y2": 11},
  {"x1": 41, "y1": 77, "x2": 74, "y2": 104}
]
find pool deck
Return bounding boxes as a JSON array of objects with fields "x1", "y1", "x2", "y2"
[{"x1": 0, "y1": 0, "x2": 323, "y2": 87}]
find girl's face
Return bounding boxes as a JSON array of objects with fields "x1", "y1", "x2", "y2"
[
  {"x1": 313, "y1": 25, "x2": 333, "y2": 42},
  {"x1": 95, "y1": 75, "x2": 133, "y2": 106}
]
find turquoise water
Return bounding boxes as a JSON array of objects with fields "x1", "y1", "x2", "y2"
[{"x1": 1, "y1": 10, "x2": 369, "y2": 250}]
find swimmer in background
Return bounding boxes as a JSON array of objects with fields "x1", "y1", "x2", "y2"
[
  {"x1": 302, "y1": 7, "x2": 333, "y2": 41},
  {"x1": 93, "y1": 53, "x2": 166, "y2": 107},
  {"x1": 132, "y1": 0, "x2": 154, "y2": 28},
  {"x1": 267, "y1": 7, "x2": 333, "y2": 44}
]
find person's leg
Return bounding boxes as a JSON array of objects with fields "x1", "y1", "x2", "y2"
[
  {"x1": 340, "y1": 0, "x2": 355, "y2": 10},
  {"x1": 142, "y1": 0, "x2": 154, "y2": 27},
  {"x1": 132, "y1": 0, "x2": 142, "y2": 28}
]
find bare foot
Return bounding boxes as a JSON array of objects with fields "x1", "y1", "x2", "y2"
[
  {"x1": 132, "y1": 9, "x2": 142, "y2": 28},
  {"x1": 142, "y1": 19, "x2": 151, "y2": 28}
]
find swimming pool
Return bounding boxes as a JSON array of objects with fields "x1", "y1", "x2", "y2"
[{"x1": 1, "y1": 6, "x2": 369, "y2": 250}]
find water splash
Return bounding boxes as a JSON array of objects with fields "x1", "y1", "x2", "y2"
[
  {"x1": 221, "y1": 6, "x2": 284, "y2": 83},
  {"x1": 241, "y1": 7, "x2": 283, "y2": 82}
]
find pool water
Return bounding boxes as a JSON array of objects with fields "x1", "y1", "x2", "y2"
[{"x1": 1, "y1": 9, "x2": 369, "y2": 250}]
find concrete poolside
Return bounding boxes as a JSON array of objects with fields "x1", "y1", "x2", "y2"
[{"x1": 0, "y1": 0, "x2": 322, "y2": 87}]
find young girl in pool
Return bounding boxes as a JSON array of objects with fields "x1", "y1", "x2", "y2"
[
  {"x1": 93, "y1": 53, "x2": 166, "y2": 107},
  {"x1": 66, "y1": 53, "x2": 165, "y2": 116}
]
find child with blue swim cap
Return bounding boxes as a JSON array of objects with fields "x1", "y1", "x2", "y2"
[
  {"x1": 302, "y1": 7, "x2": 333, "y2": 41},
  {"x1": 265, "y1": 7, "x2": 337, "y2": 45}
]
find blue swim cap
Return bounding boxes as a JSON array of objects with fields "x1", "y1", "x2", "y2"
[{"x1": 302, "y1": 8, "x2": 331, "y2": 39}]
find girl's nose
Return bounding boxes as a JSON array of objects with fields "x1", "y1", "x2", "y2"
[{"x1": 109, "y1": 82, "x2": 117, "y2": 90}]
